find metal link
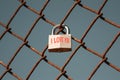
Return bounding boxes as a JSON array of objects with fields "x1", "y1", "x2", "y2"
[{"x1": 0, "y1": 0, "x2": 120, "y2": 80}]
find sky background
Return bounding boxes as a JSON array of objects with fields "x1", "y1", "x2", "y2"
[{"x1": 0, "y1": 0, "x2": 120, "y2": 80}]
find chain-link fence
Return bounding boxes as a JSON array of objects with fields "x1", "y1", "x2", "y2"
[{"x1": 0, "y1": 0, "x2": 120, "y2": 80}]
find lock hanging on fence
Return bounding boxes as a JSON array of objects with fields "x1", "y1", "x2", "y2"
[{"x1": 48, "y1": 24, "x2": 71, "y2": 52}]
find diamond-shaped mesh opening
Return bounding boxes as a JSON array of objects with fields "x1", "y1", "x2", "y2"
[{"x1": 0, "y1": 0, "x2": 120, "y2": 80}]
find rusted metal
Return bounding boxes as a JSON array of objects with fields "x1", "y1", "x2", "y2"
[
  {"x1": 61, "y1": 42, "x2": 85, "y2": 72},
  {"x1": 97, "y1": 0, "x2": 108, "y2": 14},
  {"x1": 78, "y1": 1, "x2": 120, "y2": 28},
  {"x1": 7, "y1": 41, "x2": 28, "y2": 68},
  {"x1": 26, "y1": 56, "x2": 47, "y2": 80},
  {"x1": 102, "y1": 32, "x2": 120, "y2": 58},
  {"x1": 60, "y1": 0, "x2": 80, "y2": 27},
  {"x1": 87, "y1": 58, "x2": 107, "y2": 80},
  {"x1": 0, "y1": 0, "x2": 120, "y2": 80},
  {"x1": 24, "y1": 15, "x2": 44, "y2": 41},
  {"x1": 80, "y1": 13, "x2": 103, "y2": 42},
  {"x1": 6, "y1": 2, "x2": 26, "y2": 28},
  {"x1": 0, "y1": 61, "x2": 22, "y2": 80}
]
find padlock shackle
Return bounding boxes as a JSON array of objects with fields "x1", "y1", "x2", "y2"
[{"x1": 51, "y1": 24, "x2": 70, "y2": 35}]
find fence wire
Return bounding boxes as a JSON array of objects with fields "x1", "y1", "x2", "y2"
[{"x1": 0, "y1": 0, "x2": 120, "y2": 80}]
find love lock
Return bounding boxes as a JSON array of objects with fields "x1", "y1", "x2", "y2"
[{"x1": 48, "y1": 24, "x2": 72, "y2": 52}]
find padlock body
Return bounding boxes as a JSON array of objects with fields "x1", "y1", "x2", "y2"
[{"x1": 48, "y1": 34, "x2": 71, "y2": 52}]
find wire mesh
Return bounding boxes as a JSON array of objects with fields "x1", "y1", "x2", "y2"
[{"x1": 0, "y1": 0, "x2": 120, "y2": 80}]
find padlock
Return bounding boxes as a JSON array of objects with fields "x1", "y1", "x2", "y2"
[{"x1": 48, "y1": 24, "x2": 71, "y2": 52}]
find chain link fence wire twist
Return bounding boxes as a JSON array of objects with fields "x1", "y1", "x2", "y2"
[{"x1": 0, "y1": 0, "x2": 120, "y2": 80}]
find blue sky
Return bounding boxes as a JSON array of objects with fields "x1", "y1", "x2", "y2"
[{"x1": 0, "y1": 0, "x2": 120, "y2": 80}]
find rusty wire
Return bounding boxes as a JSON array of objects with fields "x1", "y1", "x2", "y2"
[{"x1": 0, "y1": 0, "x2": 120, "y2": 80}]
